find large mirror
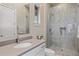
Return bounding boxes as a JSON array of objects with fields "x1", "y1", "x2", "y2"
[{"x1": 17, "y1": 4, "x2": 30, "y2": 35}]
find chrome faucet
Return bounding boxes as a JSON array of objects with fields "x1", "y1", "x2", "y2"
[{"x1": 16, "y1": 39, "x2": 20, "y2": 43}]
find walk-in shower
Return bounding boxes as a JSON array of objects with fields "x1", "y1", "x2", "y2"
[{"x1": 46, "y1": 3, "x2": 79, "y2": 56}]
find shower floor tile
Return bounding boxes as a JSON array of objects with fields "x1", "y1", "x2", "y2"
[{"x1": 49, "y1": 46, "x2": 79, "y2": 56}]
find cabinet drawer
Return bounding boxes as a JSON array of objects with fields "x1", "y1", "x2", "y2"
[
  {"x1": 22, "y1": 43, "x2": 45, "y2": 56},
  {"x1": 35, "y1": 46, "x2": 45, "y2": 56}
]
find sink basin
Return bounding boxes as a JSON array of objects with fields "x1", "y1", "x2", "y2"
[{"x1": 14, "y1": 42, "x2": 32, "y2": 48}]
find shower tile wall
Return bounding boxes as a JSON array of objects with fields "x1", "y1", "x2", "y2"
[
  {"x1": 75, "y1": 4, "x2": 79, "y2": 51},
  {"x1": 47, "y1": 4, "x2": 78, "y2": 50}
]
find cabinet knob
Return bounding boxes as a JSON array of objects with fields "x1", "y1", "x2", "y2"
[
  {"x1": 41, "y1": 45, "x2": 45, "y2": 48},
  {"x1": 0, "y1": 35, "x2": 3, "y2": 37}
]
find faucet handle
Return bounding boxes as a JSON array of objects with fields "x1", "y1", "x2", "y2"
[{"x1": 36, "y1": 35, "x2": 43, "y2": 40}]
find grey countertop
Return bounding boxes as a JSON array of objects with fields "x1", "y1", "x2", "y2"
[{"x1": 0, "y1": 39, "x2": 45, "y2": 56}]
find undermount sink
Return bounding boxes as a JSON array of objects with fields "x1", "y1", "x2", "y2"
[{"x1": 14, "y1": 42, "x2": 32, "y2": 48}]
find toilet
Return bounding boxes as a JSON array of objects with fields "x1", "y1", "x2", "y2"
[{"x1": 45, "y1": 48, "x2": 56, "y2": 56}]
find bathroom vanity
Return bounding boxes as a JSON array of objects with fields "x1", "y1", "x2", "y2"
[{"x1": 0, "y1": 39, "x2": 45, "y2": 56}]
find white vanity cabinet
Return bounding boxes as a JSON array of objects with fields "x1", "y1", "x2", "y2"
[
  {"x1": 22, "y1": 43, "x2": 45, "y2": 56},
  {"x1": 0, "y1": 4, "x2": 17, "y2": 42}
]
